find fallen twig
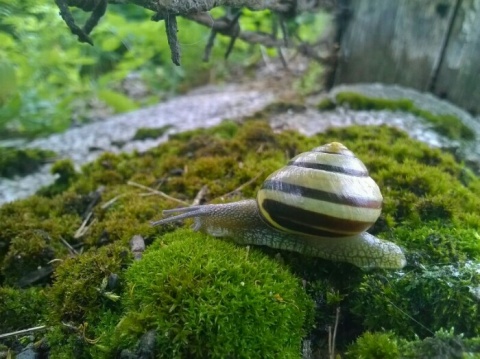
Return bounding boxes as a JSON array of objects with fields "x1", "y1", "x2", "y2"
[
  {"x1": 74, "y1": 211, "x2": 94, "y2": 239},
  {"x1": 0, "y1": 325, "x2": 47, "y2": 340},
  {"x1": 214, "y1": 171, "x2": 264, "y2": 200},
  {"x1": 127, "y1": 181, "x2": 189, "y2": 206},
  {"x1": 192, "y1": 185, "x2": 209, "y2": 206},
  {"x1": 130, "y1": 235, "x2": 146, "y2": 260},
  {"x1": 328, "y1": 307, "x2": 341, "y2": 359},
  {"x1": 101, "y1": 194, "x2": 127, "y2": 209},
  {"x1": 60, "y1": 236, "x2": 79, "y2": 255}
]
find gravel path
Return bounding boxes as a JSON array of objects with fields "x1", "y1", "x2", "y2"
[{"x1": 0, "y1": 84, "x2": 276, "y2": 204}]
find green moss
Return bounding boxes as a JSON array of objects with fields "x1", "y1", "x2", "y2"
[
  {"x1": 322, "y1": 92, "x2": 476, "y2": 140},
  {"x1": 168, "y1": 120, "x2": 239, "y2": 142},
  {"x1": 335, "y1": 92, "x2": 413, "y2": 112},
  {"x1": 46, "y1": 243, "x2": 131, "y2": 357},
  {"x1": 0, "y1": 286, "x2": 47, "y2": 332},
  {"x1": 37, "y1": 159, "x2": 79, "y2": 197},
  {"x1": 132, "y1": 125, "x2": 173, "y2": 140},
  {"x1": 115, "y1": 229, "x2": 314, "y2": 358},
  {"x1": 48, "y1": 243, "x2": 130, "y2": 325},
  {"x1": 2, "y1": 229, "x2": 55, "y2": 286},
  {"x1": 1, "y1": 120, "x2": 480, "y2": 356},
  {"x1": 0, "y1": 147, "x2": 56, "y2": 178},
  {"x1": 351, "y1": 262, "x2": 480, "y2": 338},
  {"x1": 317, "y1": 97, "x2": 336, "y2": 110}
]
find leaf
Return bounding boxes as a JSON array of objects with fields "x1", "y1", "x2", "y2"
[{"x1": 98, "y1": 89, "x2": 138, "y2": 113}]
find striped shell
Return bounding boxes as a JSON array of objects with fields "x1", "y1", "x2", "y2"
[{"x1": 256, "y1": 142, "x2": 383, "y2": 239}]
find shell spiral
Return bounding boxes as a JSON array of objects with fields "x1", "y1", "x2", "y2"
[{"x1": 256, "y1": 142, "x2": 383, "y2": 239}]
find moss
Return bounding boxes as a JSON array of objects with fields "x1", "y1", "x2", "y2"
[
  {"x1": 47, "y1": 243, "x2": 131, "y2": 325},
  {"x1": 317, "y1": 97, "x2": 336, "y2": 110},
  {"x1": 168, "y1": 120, "x2": 239, "y2": 142},
  {"x1": 114, "y1": 229, "x2": 314, "y2": 358},
  {"x1": 0, "y1": 194, "x2": 81, "y2": 280},
  {"x1": 46, "y1": 243, "x2": 131, "y2": 357},
  {"x1": 0, "y1": 147, "x2": 56, "y2": 178},
  {"x1": 0, "y1": 286, "x2": 47, "y2": 332},
  {"x1": 132, "y1": 125, "x2": 173, "y2": 140},
  {"x1": 351, "y1": 262, "x2": 480, "y2": 339},
  {"x1": 2, "y1": 229, "x2": 56, "y2": 286},
  {"x1": 37, "y1": 159, "x2": 79, "y2": 197},
  {"x1": 321, "y1": 91, "x2": 476, "y2": 140},
  {"x1": 0, "y1": 120, "x2": 480, "y2": 356}
]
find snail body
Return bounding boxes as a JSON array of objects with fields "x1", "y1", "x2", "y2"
[{"x1": 152, "y1": 143, "x2": 406, "y2": 269}]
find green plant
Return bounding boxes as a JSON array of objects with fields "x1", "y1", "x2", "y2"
[{"x1": 116, "y1": 229, "x2": 314, "y2": 358}]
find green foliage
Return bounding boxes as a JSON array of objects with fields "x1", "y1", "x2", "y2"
[
  {"x1": 326, "y1": 92, "x2": 475, "y2": 140},
  {"x1": 0, "y1": 147, "x2": 56, "y2": 178},
  {"x1": 399, "y1": 328, "x2": 475, "y2": 358},
  {"x1": 116, "y1": 229, "x2": 314, "y2": 358},
  {"x1": 0, "y1": 2, "x2": 331, "y2": 138},
  {"x1": 346, "y1": 331, "x2": 400, "y2": 359},
  {"x1": 293, "y1": 61, "x2": 325, "y2": 96},
  {"x1": 347, "y1": 329, "x2": 480, "y2": 359}
]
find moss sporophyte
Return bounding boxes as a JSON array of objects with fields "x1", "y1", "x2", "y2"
[{"x1": 1, "y1": 121, "x2": 480, "y2": 357}]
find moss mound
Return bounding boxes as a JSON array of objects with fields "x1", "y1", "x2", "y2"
[{"x1": 115, "y1": 229, "x2": 314, "y2": 358}]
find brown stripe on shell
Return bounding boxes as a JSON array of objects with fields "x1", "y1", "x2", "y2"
[
  {"x1": 286, "y1": 161, "x2": 369, "y2": 177},
  {"x1": 260, "y1": 198, "x2": 375, "y2": 236},
  {"x1": 261, "y1": 180, "x2": 382, "y2": 209}
]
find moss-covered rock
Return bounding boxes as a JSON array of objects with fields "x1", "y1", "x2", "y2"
[
  {"x1": 319, "y1": 91, "x2": 476, "y2": 140},
  {"x1": 1, "y1": 120, "x2": 480, "y2": 357}
]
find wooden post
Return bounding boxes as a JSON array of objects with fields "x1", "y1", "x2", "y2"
[
  {"x1": 332, "y1": 0, "x2": 480, "y2": 115},
  {"x1": 433, "y1": 0, "x2": 480, "y2": 114}
]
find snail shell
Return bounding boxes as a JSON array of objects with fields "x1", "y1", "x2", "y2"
[
  {"x1": 152, "y1": 142, "x2": 406, "y2": 269},
  {"x1": 257, "y1": 142, "x2": 382, "y2": 238}
]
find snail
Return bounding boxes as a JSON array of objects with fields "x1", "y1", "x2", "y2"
[{"x1": 151, "y1": 142, "x2": 406, "y2": 269}]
